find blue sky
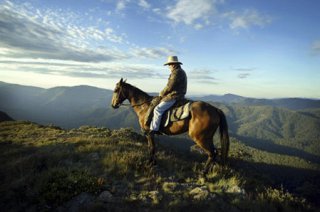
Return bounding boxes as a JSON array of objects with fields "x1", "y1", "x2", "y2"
[{"x1": 0, "y1": 0, "x2": 319, "y2": 98}]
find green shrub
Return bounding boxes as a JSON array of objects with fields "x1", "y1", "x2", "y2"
[{"x1": 37, "y1": 168, "x2": 101, "y2": 205}]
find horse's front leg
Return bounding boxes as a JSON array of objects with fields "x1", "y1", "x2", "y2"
[{"x1": 146, "y1": 134, "x2": 156, "y2": 165}]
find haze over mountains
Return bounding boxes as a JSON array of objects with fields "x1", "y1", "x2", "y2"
[
  {"x1": 194, "y1": 94, "x2": 320, "y2": 110},
  {"x1": 1, "y1": 81, "x2": 320, "y2": 159}
]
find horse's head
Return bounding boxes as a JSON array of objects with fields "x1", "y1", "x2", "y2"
[{"x1": 111, "y1": 78, "x2": 127, "y2": 109}]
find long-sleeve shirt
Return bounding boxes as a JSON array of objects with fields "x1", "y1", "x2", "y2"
[{"x1": 160, "y1": 67, "x2": 187, "y2": 102}]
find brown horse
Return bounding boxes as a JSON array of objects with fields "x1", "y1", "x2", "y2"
[{"x1": 111, "y1": 78, "x2": 230, "y2": 174}]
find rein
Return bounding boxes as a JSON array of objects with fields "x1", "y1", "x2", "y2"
[
  {"x1": 120, "y1": 100, "x2": 149, "y2": 107},
  {"x1": 120, "y1": 100, "x2": 150, "y2": 108},
  {"x1": 115, "y1": 83, "x2": 151, "y2": 108}
]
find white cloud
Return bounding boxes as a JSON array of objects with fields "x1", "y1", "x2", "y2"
[
  {"x1": 223, "y1": 9, "x2": 272, "y2": 30},
  {"x1": 194, "y1": 24, "x2": 204, "y2": 30},
  {"x1": 232, "y1": 67, "x2": 256, "y2": 72},
  {"x1": 0, "y1": 0, "x2": 181, "y2": 82},
  {"x1": 163, "y1": 0, "x2": 272, "y2": 32},
  {"x1": 0, "y1": 57, "x2": 164, "y2": 80},
  {"x1": 116, "y1": 0, "x2": 130, "y2": 11},
  {"x1": 232, "y1": 67, "x2": 255, "y2": 79},
  {"x1": 152, "y1": 8, "x2": 161, "y2": 15},
  {"x1": 131, "y1": 47, "x2": 177, "y2": 59},
  {"x1": 0, "y1": 1, "x2": 127, "y2": 62},
  {"x1": 312, "y1": 40, "x2": 320, "y2": 53},
  {"x1": 238, "y1": 73, "x2": 250, "y2": 79},
  {"x1": 138, "y1": 0, "x2": 151, "y2": 9},
  {"x1": 166, "y1": 0, "x2": 219, "y2": 28},
  {"x1": 189, "y1": 69, "x2": 217, "y2": 83}
]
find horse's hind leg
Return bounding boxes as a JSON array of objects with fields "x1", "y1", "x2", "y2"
[
  {"x1": 191, "y1": 136, "x2": 217, "y2": 175},
  {"x1": 202, "y1": 140, "x2": 217, "y2": 175}
]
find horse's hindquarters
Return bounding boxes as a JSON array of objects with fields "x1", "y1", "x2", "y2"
[{"x1": 189, "y1": 101, "x2": 220, "y2": 136}]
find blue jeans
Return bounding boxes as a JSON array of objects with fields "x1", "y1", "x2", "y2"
[{"x1": 150, "y1": 99, "x2": 176, "y2": 131}]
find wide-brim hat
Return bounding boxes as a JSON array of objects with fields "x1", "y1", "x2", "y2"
[{"x1": 164, "y1": 56, "x2": 183, "y2": 66}]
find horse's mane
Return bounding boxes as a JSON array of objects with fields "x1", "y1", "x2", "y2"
[{"x1": 123, "y1": 82, "x2": 152, "y2": 100}]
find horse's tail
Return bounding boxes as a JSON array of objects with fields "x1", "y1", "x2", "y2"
[{"x1": 217, "y1": 109, "x2": 230, "y2": 165}]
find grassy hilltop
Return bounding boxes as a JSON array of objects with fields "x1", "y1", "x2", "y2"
[{"x1": 1, "y1": 121, "x2": 319, "y2": 211}]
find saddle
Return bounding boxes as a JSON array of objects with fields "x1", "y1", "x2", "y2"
[
  {"x1": 161, "y1": 100, "x2": 192, "y2": 128},
  {"x1": 144, "y1": 97, "x2": 192, "y2": 130}
]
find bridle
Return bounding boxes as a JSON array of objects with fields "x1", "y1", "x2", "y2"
[{"x1": 113, "y1": 85, "x2": 126, "y2": 107}]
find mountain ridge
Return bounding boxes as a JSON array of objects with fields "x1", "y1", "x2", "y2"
[
  {"x1": 2, "y1": 81, "x2": 319, "y2": 109},
  {"x1": 0, "y1": 111, "x2": 14, "y2": 122}
]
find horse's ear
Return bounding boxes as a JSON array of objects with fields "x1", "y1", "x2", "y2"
[
  {"x1": 120, "y1": 78, "x2": 123, "y2": 84},
  {"x1": 124, "y1": 78, "x2": 127, "y2": 83}
]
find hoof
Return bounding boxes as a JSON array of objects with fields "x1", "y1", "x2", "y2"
[
  {"x1": 203, "y1": 162, "x2": 216, "y2": 175},
  {"x1": 200, "y1": 170, "x2": 208, "y2": 178},
  {"x1": 148, "y1": 158, "x2": 157, "y2": 166}
]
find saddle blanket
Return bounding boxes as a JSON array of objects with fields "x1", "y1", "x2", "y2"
[{"x1": 162, "y1": 101, "x2": 192, "y2": 128}]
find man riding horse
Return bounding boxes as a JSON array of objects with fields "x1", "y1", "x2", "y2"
[
  {"x1": 146, "y1": 56, "x2": 187, "y2": 136},
  {"x1": 111, "y1": 56, "x2": 230, "y2": 174}
]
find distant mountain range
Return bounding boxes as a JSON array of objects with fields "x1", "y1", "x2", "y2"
[
  {"x1": 0, "y1": 81, "x2": 112, "y2": 128},
  {"x1": 1, "y1": 81, "x2": 319, "y2": 158},
  {"x1": 0, "y1": 111, "x2": 13, "y2": 122},
  {"x1": 193, "y1": 93, "x2": 320, "y2": 110}
]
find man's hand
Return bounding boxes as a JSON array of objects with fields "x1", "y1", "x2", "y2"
[{"x1": 151, "y1": 96, "x2": 161, "y2": 106}]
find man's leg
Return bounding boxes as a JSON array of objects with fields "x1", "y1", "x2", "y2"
[
  {"x1": 144, "y1": 97, "x2": 161, "y2": 127},
  {"x1": 150, "y1": 99, "x2": 176, "y2": 132}
]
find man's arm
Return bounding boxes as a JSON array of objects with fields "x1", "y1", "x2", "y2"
[{"x1": 160, "y1": 70, "x2": 178, "y2": 97}]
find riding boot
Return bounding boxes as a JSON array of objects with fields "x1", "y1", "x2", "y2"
[
  {"x1": 148, "y1": 130, "x2": 160, "y2": 137},
  {"x1": 141, "y1": 127, "x2": 160, "y2": 136}
]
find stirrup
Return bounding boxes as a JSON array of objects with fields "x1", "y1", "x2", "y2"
[
  {"x1": 141, "y1": 128, "x2": 157, "y2": 136},
  {"x1": 149, "y1": 130, "x2": 161, "y2": 136},
  {"x1": 212, "y1": 148, "x2": 218, "y2": 159}
]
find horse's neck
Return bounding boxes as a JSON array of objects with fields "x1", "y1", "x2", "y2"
[{"x1": 126, "y1": 86, "x2": 151, "y2": 118}]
